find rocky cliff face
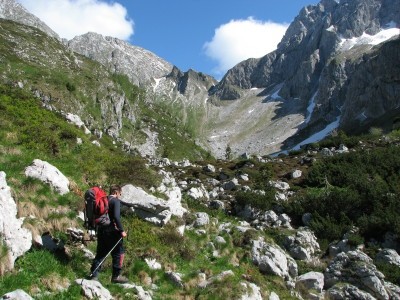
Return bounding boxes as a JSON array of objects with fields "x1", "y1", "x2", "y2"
[
  {"x1": 213, "y1": 0, "x2": 400, "y2": 153},
  {"x1": 67, "y1": 32, "x2": 173, "y2": 88}
]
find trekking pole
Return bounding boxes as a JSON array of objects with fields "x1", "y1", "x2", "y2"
[{"x1": 87, "y1": 237, "x2": 123, "y2": 280}]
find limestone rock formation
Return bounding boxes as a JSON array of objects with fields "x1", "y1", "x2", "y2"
[
  {"x1": 24, "y1": 159, "x2": 70, "y2": 195},
  {"x1": 0, "y1": 172, "x2": 32, "y2": 270}
]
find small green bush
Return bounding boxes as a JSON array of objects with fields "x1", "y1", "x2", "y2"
[
  {"x1": 375, "y1": 262, "x2": 400, "y2": 285},
  {"x1": 235, "y1": 189, "x2": 276, "y2": 211}
]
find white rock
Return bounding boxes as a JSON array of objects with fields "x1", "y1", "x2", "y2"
[
  {"x1": 203, "y1": 164, "x2": 216, "y2": 173},
  {"x1": 296, "y1": 271, "x2": 324, "y2": 293},
  {"x1": 0, "y1": 172, "x2": 32, "y2": 270},
  {"x1": 285, "y1": 228, "x2": 320, "y2": 260},
  {"x1": 375, "y1": 249, "x2": 400, "y2": 267},
  {"x1": 65, "y1": 113, "x2": 83, "y2": 127},
  {"x1": 291, "y1": 169, "x2": 302, "y2": 179},
  {"x1": 269, "y1": 180, "x2": 290, "y2": 191},
  {"x1": 193, "y1": 212, "x2": 210, "y2": 227},
  {"x1": 165, "y1": 271, "x2": 183, "y2": 287},
  {"x1": 177, "y1": 225, "x2": 185, "y2": 236},
  {"x1": 240, "y1": 281, "x2": 263, "y2": 300},
  {"x1": 145, "y1": 258, "x2": 162, "y2": 270},
  {"x1": 24, "y1": 159, "x2": 70, "y2": 195},
  {"x1": 269, "y1": 292, "x2": 280, "y2": 300},
  {"x1": 91, "y1": 140, "x2": 101, "y2": 147},
  {"x1": 327, "y1": 283, "x2": 376, "y2": 300},
  {"x1": 76, "y1": 279, "x2": 112, "y2": 300},
  {"x1": 251, "y1": 238, "x2": 297, "y2": 279},
  {"x1": 215, "y1": 236, "x2": 227, "y2": 244},
  {"x1": 121, "y1": 184, "x2": 186, "y2": 226},
  {"x1": 325, "y1": 250, "x2": 389, "y2": 300},
  {"x1": 1, "y1": 289, "x2": 33, "y2": 300}
]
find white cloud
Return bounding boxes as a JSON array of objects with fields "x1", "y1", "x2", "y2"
[
  {"x1": 17, "y1": 0, "x2": 134, "y2": 40},
  {"x1": 203, "y1": 17, "x2": 288, "y2": 76}
]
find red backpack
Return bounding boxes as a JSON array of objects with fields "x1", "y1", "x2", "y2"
[{"x1": 84, "y1": 186, "x2": 110, "y2": 230}]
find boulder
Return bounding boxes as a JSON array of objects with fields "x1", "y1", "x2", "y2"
[
  {"x1": 187, "y1": 186, "x2": 209, "y2": 200},
  {"x1": 262, "y1": 210, "x2": 278, "y2": 225},
  {"x1": 198, "y1": 270, "x2": 234, "y2": 288},
  {"x1": 325, "y1": 250, "x2": 389, "y2": 300},
  {"x1": 321, "y1": 148, "x2": 334, "y2": 156},
  {"x1": 75, "y1": 279, "x2": 112, "y2": 300},
  {"x1": 284, "y1": 228, "x2": 320, "y2": 260},
  {"x1": 215, "y1": 236, "x2": 227, "y2": 245},
  {"x1": 251, "y1": 237, "x2": 298, "y2": 280},
  {"x1": 1, "y1": 289, "x2": 33, "y2": 300},
  {"x1": 329, "y1": 227, "x2": 361, "y2": 257},
  {"x1": 269, "y1": 292, "x2": 280, "y2": 300},
  {"x1": 0, "y1": 172, "x2": 32, "y2": 270},
  {"x1": 327, "y1": 283, "x2": 376, "y2": 300},
  {"x1": 268, "y1": 180, "x2": 290, "y2": 191},
  {"x1": 278, "y1": 214, "x2": 292, "y2": 229},
  {"x1": 240, "y1": 281, "x2": 263, "y2": 300},
  {"x1": 209, "y1": 200, "x2": 225, "y2": 210},
  {"x1": 295, "y1": 271, "x2": 324, "y2": 293},
  {"x1": 165, "y1": 271, "x2": 183, "y2": 287},
  {"x1": 291, "y1": 169, "x2": 302, "y2": 179},
  {"x1": 24, "y1": 159, "x2": 70, "y2": 195},
  {"x1": 375, "y1": 249, "x2": 400, "y2": 267},
  {"x1": 65, "y1": 113, "x2": 90, "y2": 134},
  {"x1": 223, "y1": 178, "x2": 239, "y2": 191},
  {"x1": 121, "y1": 184, "x2": 183, "y2": 226},
  {"x1": 385, "y1": 281, "x2": 400, "y2": 300},
  {"x1": 193, "y1": 212, "x2": 210, "y2": 228},
  {"x1": 145, "y1": 258, "x2": 162, "y2": 270},
  {"x1": 203, "y1": 164, "x2": 216, "y2": 173}
]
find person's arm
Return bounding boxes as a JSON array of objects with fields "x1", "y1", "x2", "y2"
[{"x1": 111, "y1": 199, "x2": 124, "y2": 233}]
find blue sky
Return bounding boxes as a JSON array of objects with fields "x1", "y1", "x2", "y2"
[{"x1": 18, "y1": 0, "x2": 319, "y2": 79}]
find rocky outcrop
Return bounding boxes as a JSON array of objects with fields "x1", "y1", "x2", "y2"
[
  {"x1": 67, "y1": 32, "x2": 172, "y2": 87},
  {"x1": 239, "y1": 281, "x2": 263, "y2": 300},
  {"x1": 325, "y1": 250, "x2": 390, "y2": 300},
  {"x1": 251, "y1": 237, "x2": 298, "y2": 280},
  {"x1": 0, "y1": 172, "x2": 32, "y2": 270},
  {"x1": 327, "y1": 283, "x2": 377, "y2": 300},
  {"x1": 121, "y1": 184, "x2": 186, "y2": 226},
  {"x1": 1, "y1": 289, "x2": 33, "y2": 300},
  {"x1": 75, "y1": 279, "x2": 112, "y2": 300},
  {"x1": 375, "y1": 248, "x2": 400, "y2": 267},
  {"x1": 0, "y1": 0, "x2": 59, "y2": 39},
  {"x1": 24, "y1": 159, "x2": 70, "y2": 195},
  {"x1": 295, "y1": 271, "x2": 325, "y2": 298},
  {"x1": 284, "y1": 227, "x2": 320, "y2": 260}
]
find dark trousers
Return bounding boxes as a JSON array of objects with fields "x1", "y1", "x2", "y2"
[{"x1": 90, "y1": 228, "x2": 125, "y2": 278}]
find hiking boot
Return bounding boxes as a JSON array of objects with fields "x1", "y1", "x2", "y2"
[{"x1": 111, "y1": 275, "x2": 129, "y2": 284}]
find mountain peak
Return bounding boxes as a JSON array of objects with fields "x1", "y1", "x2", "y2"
[{"x1": 0, "y1": 0, "x2": 59, "y2": 39}]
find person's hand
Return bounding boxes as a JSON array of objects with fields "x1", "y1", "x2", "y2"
[{"x1": 121, "y1": 231, "x2": 127, "y2": 238}]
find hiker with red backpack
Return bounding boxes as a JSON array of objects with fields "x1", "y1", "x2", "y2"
[{"x1": 88, "y1": 184, "x2": 129, "y2": 283}]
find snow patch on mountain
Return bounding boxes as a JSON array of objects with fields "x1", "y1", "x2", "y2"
[
  {"x1": 304, "y1": 92, "x2": 317, "y2": 125},
  {"x1": 292, "y1": 116, "x2": 341, "y2": 151},
  {"x1": 339, "y1": 25, "x2": 399, "y2": 51}
]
